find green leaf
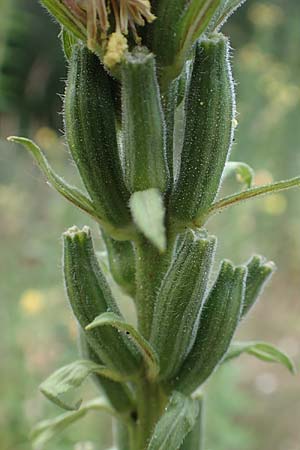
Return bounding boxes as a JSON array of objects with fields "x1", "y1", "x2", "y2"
[
  {"x1": 223, "y1": 161, "x2": 254, "y2": 188},
  {"x1": 180, "y1": 393, "x2": 204, "y2": 450},
  {"x1": 130, "y1": 188, "x2": 166, "y2": 252},
  {"x1": 40, "y1": 0, "x2": 86, "y2": 41},
  {"x1": 86, "y1": 312, "x2": 159, "y2": 380},
  {"x1": 78, "y1": 331, "x2": 135, "y2": 414},
  {"x1": 147, "y1": 391, "x2": 199, "y2": 450},
  {"x1": 178, "y1": 0, "x2": 222, "y2": 57},
  {"x1": 31, "y1": 397, "x2": 117, "y2": 449},
  {"x1": 40, "y1": 360, "x2": 127, "y2": 411},
  {"x1": 202, "y1": 175, "x2": 300, "y2": 225},
  {"x1": 212, "y1": 0, "x2": 248, "y2": 31},
  {"x1": 7, "y1": 137, "x2": 98, "y2": 220},
  {"x1": 224, "y1": 341, "x2": 296, "y2": 374}
]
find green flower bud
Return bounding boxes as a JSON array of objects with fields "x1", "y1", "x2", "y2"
[
  {"x1": 64, "y1": 44, "x2": 133, "y2": 239},
  {"x1": 170, "y1": 261, "x2": 246, "y2": 394},
  {"x1": 170, "y1": 34, "x2": 235, "y2": 228},
  {"x1": 150, "y1": 230, "x2": 216, "y2": 380},
  {"x1": 121, "y1": 47, "x2": 169, "y2": 193},
  {"x1": 63, "y1": 226, "x2": 141, "y2": 377}
]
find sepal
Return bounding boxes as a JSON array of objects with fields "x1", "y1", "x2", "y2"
[{"x1": 150, "y1": 231, "x2": 216, "y2": 380}]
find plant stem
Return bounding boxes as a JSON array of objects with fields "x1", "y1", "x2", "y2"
[
  {"x1": 134, "y1": 379, "x2": 168, "y2": 450},
  {"x1": 134, "y1": 234, "x2": 175, "y2": 339}
]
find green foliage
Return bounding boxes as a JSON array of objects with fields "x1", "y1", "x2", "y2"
[
  {"x1": 31, "y1": 397, "x2": 116, "y2": 450},
  {"x1": 5, "y1": 1, "x2": 300, "y2": 450},
  {"x1": 147, "y1": 392, "x2": 200, "y2": 450},
  {"x1": 224, "y1": 341, "x2": 296, "y2": 373}
]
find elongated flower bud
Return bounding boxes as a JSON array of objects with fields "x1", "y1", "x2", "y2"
[
  {"x1": 121, "y1": 48, "x2": 169, "y2": 193},
  {"x1": 150, "y1": 230, "x2": 216, "y2": 380},
  {"x1": 64, "y1": 45, "x2": 132, "y2": 238},
  {"x1": 170, "y1": 34, "x2": 235, "y2": 228},
  {"x1": 171, "y1": 261, "x2": 246, "y2": 394},
  {"x1": 63, "y1": 226, "x2": 141, "y2": 377},
  {"x1": 241, "y1": 255, "x2": 276, "y2": 318}
]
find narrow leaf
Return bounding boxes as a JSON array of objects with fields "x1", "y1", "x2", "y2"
[
  {"x1": 7, "y1": 137, "x2": 98, "y2": 220},
  {"x1": 178, "y1": 0, "x2": 222, "y2": 56},
  {"x1": 212, "y1": 0, "x2": 248, "y2": 31},
  {"x1": 86, "y1": 312, "x2": 159, "y2": 380},
  {"x1": 147, "y1": 391, "x2": 199, "y2": 450},
  {"x1": 224, "y1": 341, "x2": 296, "y2": 374},
  {"x1": 31, "y1": 397, "x2": 117, "y2": 449},
  {"x1": 130, "y1": 188, "x2": 166, "y2": 252},
  {"x1": 78, "y1": 331, "x2": 135, "y2": 414},
  {"x1": 40, "y1": 360, "x2": 127, "y2": 411},
  {"x1": 40, "y1": 0, "x2": 87, "y2": 41},
  {"x1": 223, "y1": 161, "x2": 254, "y2": 188},
  {"x1": 202, "y1": 175, "x2": 300, "y2": 225}
]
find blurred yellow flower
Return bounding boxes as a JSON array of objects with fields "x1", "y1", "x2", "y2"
[
  {"x1": 19, "y1": 289, "x2": 45, "y2": 316},
  {"x1": 248, "y1": 3, "x2": 284, "y2": 27},
  {"x1": 34, "y1": 127, "x2": 59, "y2": 151},
  {"x1": 262, "y1": 194, "x2": 287, "y2": 216}
]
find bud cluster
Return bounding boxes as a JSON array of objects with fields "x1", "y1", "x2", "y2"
[{"x1": 9, "y1": 1, "x2": 298, "y2": 449}]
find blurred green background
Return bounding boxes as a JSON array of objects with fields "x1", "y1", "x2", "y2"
[{"x1": 1, "y1": 1, "x2": 300, "y2": 449}]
